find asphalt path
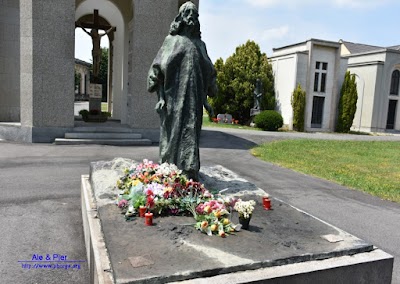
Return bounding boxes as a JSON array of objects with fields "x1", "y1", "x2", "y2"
[{"x1": 0, "y1": 128, "x2": 399, "y2": 283}]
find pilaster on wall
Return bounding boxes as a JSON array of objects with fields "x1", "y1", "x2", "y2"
[
  {"x1": 20, "y1": 0, "x2": 75, "y2": 128},
  {"x1": 0, "y1": 0, "x2": 20, "y2": 122},
  {"x1": 128, "y1": 0, "x2": 199, "y2": 129}
]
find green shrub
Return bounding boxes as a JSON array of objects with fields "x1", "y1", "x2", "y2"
[
  {"x1": 254, "y1": 110, "x2": 283, "y2": 131},
  {"x1": 336, "y1": 71, "x2": 358, "y2": 133},
  {"x1": 291, "y1": 84, "x2": 306, "y2": 132},
  {"x1": 79, "y1": 109, "x2": 89, "y2": 119}
]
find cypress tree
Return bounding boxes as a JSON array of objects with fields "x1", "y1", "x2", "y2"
[
  {"x1": 336, "y1": 71, "x2": 358, "y2": 133},
  {"x1": 291, "y1": 84, "x2": 306, "y2": 132}
]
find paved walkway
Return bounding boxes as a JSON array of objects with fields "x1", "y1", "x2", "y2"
[{"x1": 0, "y1": 127, "x2": 398, "y2": 283}]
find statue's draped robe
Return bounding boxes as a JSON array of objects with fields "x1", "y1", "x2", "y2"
[{"x1": 148, "y1": 34, "x2": 216, "y2": 180}]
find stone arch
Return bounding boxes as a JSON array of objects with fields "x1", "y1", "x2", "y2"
[{"x1": 75, "y1": 0, "x2": 131, "y2": 123}]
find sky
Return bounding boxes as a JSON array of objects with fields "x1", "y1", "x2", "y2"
[{"x1": 75, "y1": 0, "x2": 400, "y2": 63}]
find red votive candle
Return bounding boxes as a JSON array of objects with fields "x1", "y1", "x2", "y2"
[
  {"x1": 262, "y1": 197, "x2": 271, "y2": 210},
  {"x1": 139, "y1": 206, "x2": 146, "y2": 218},
  {"x1": 145, "y1": 213, "x2": 153, "y2": 226}
]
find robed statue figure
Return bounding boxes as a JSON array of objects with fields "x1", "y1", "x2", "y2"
[{"x1": 147, "y1": 1, "x2": 217, "y2": 181}]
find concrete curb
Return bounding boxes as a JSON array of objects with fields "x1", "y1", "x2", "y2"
[{"x1": 81, "y1": 175, "x2": 114, "y2": 284}]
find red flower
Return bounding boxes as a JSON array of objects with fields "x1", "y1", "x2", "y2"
[{"x1": 146, "y1": 196, "x2": 155, "y2": 208}]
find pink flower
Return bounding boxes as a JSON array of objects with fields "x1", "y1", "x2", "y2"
[{"x1": 118, "y1": 199, "x2": 128, "y2": 208}]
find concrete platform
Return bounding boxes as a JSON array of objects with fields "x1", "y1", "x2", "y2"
[{"x1": 81, "y1": 159, "x2": 393, "y2": 284}]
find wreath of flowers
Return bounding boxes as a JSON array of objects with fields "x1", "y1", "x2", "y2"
[{"x1": 116, "y1": 159, "x2": 247, "y2": 237}]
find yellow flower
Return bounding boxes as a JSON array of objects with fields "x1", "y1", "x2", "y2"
[
  {"x1": 210, "y1": 224, "x2": 218, "y2": 231},
  {"x1": 132, "y1": 179, "x2": 141, "y2": 187},
  {"x1": 201, "y1": 221, "x2": 209, "y2": 229},
  {"x1": 222, "y1": 218, "x2": 230, "y2": 225},
  {"x1": 164, "y1": 186, "x2": 173, "y2": 193}
]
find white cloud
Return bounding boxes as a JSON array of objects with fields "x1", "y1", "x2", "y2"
[
  {"x1": 333, "y1": 0, "x2": 389, "y2": 8},
  {"x1": 261, "y1": 26, "x2": 289, "y2": 41},
  {"x1": 246, "y1": 0, "x2": 282, "y2": 7}
]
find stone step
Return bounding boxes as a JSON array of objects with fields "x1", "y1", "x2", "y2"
[
  {"x1": 64, "y1": 132, "x2": 142, "y2": 139},
  {"x1": 72, "y1": 126, "x2": 134, "y2": 133},
  {"x1": 54, "y1": 138, "x2": 152, "y2": 146}
]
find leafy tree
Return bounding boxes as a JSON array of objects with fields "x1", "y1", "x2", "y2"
[
  {"x1": 336, "y1": 71, "x2": 358, "y2": 133},
  {"x1": 209, "y1": 40, "x2": 275, "y2": 124},
  {"x1": 291, "y1": 84, "x2": 306, "y2": 132}
]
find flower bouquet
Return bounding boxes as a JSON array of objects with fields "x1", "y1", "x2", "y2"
[{"x1": 115, "y1": 159, "x2": 243, "y2": 237}]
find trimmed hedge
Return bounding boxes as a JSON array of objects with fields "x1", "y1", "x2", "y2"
[{"x1": 254, "y1": 110, "x2": 283, "y2": 131}]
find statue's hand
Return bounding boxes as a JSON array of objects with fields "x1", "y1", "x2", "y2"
[{"x1": 155, "y1": 99, "x2": 166, "y2": 113}]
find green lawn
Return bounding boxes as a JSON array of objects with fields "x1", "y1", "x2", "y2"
[
  {"x1": 251, "y1": 139, "x2": 400, "y2": 203},
  {"x1": 101, "y1": 102, "x2": 108, "y2": 112}
]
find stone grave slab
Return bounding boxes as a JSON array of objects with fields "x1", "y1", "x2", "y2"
[
  {"x1": 81, "y1": 158, "x2": 393, "y2": 284},
  {"x1": 217, "y1": 113, "x2": 232, "y2": 124}
]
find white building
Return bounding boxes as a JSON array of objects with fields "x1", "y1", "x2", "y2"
[
  {"x1": 270, "y1": 38, "x2": 400, "y2": 133},
  {"x1": 74, "y1": 59, "x2": 91, "y2": 98},
  {"x1": 341, "y1": 40, "x2": 400, "y2": 132}
]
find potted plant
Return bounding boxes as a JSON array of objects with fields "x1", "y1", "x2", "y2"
[
  {"x1": 79, "y1": 109, "x2": 111, "y2": 122},
  {"x1": 234, "y1": 199, "x2": 256, "y2": 230}
]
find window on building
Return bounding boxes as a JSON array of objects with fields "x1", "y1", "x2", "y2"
[
  {"x1": 386, "y1": 100, "x2": 397, "y2": 129},
  {"x1": 314, "y1": 73, "x2": 319, "y2": 92},
  {"x1": 390, "y1": 70, "x2": 399, "y2": 95},
  {"x1": 321, "y1": 73, "x2": 326, "y2": 92},
  {"x1": 314, "y1": 61, "x2": 328, "y2": 93}
]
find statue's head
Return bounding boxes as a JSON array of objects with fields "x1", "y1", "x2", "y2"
[
  {"x1": 90, "y1": 29, "x2": 99, "y2": 37},
  {"x1": 170, "y1": 1, "x2": 200, "y2": 38}
]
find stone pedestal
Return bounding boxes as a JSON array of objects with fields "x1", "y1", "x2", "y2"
[
  {"x1": 250, "y1": 108, "x2": 261, "y2": 117},
  {"x1": 89, "y1": 99, "x2": 102, "y2": 113},
  {"x1": 81, "y1": 159, "x2": 394, "y2": 284}
]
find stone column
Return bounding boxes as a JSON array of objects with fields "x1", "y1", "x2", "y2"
[
  {"x1": 0, "y1": 0, "x2": 20, "y2": 122},
  {"x1": 80, "y1": 70, "x2": 85, "y2": 95},
  {"x1": 20, "y1": 0, "x2": 75, "y2": 137},
  {"x1": 128, "y1": 0, "x2": 199, "y2": 134}
]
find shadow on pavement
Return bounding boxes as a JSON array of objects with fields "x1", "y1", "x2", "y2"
[{"x1": 200, "y1": 130, "x2": 257, "y2": 150}]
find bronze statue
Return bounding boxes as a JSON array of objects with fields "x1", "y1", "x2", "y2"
[
  {"x1": 147, "y1": 1, "x2": 217, "y2": 181},
  {"x1": 79, "y1": 25, "x2": 115, "y2": 79},
  {"x1": 253, "y1": 79, "x2": 263, "y2": 110}
]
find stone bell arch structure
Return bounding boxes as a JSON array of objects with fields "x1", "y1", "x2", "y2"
[{"x1": 0, "y1": 0, "x2": 199, "y2": 143}]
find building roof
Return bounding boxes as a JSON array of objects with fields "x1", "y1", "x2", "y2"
[
  {"x1": 387, "y1": 45, "x2": 400, "y2": 51},
  {"x1": 75, "y1": 58, "x2": 92, "y2": 67},
  {"x1": 273, "y1": 38, "x2": 340, "y2": 52},
  {"x1": 340, "y1": 40, "x2": 384, "y2": 55}
]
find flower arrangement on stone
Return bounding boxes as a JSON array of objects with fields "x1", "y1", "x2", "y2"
[
  {"x1": 193, "y1": 200, "x2": 241, "y2": 237},
  {"x1": 234, "y1": 199, "x2": 256, "y2": 219},
  {"x1": 115, "y1": 159, "x2": 242, "y2": 237}
]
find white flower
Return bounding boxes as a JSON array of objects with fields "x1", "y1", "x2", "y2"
[
  {"x1": 156, "y1": 162, "x2": 182, "y2": 176},
  {"x1": 234, "y1": 200, "x2": 256, "y2": 219}
]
